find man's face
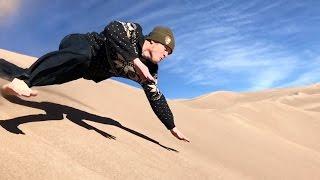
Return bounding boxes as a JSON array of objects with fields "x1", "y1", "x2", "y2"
[{"x1": 148, "y1": 41, "x2": 171, "y2": 64}]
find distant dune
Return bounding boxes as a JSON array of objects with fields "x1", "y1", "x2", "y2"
[{"x1": 1, "y1": 49, "x2": 320, "y2": 180}]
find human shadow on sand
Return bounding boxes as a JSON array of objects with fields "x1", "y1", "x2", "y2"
[{"x1": 0, "y1": 95, "x2": 178, "y2": 152}]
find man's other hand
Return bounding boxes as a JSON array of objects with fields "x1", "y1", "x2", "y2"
[{"x1": 133, "y1": 58, "x2": 155, "y2": 82}]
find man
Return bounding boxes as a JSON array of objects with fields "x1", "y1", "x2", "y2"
[{"x1": 1, "y1": 20, "x2": 190, "y2": 142}]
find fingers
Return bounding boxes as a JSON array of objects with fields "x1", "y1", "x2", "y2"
[
  {"x1": 171, "y1": 130, "x2": 190, "y2": 143},
  {"x1": 134, "y1": 63, "x2": 155, "y2": 82},
  {"x1": 182, "y1": 137, "x2": 190, "y2": 143},
  {"x1": 146, "y1": 74, "x2": 155, "y2": 82},
  {"x1": 30, "y1": 90, "x2": 38, "y2": 96},
  {"x1": 140, "y1": 69, "x2": 155, "y2": 83},
  {"x1": 178, "y1": 134, "x2": 190, "y2": 142}
]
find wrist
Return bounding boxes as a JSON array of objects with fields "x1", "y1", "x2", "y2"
[{"x1": 169, "y1": 126, "x2": 176, "y2": 131}]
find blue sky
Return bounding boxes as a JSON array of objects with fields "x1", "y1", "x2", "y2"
[{"x1": 1, "y1": 0, "x2": 320, "y2": 99}]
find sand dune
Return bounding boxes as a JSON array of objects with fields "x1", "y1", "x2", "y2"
[{"x1": 1, "y1": 49, "x2": 320, "y2": 180}]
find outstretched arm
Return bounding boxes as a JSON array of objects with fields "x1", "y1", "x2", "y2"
[
  {"x1": 140, "y1": 79, "x2": 175, "y2": 129},
  {"x1": 140, "y1": 77, "x2": 190, "y2": 142}
]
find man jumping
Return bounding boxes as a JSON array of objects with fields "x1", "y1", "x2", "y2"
[{"x1": 1, "y1": 20, "x2": 190, "y2": 142}]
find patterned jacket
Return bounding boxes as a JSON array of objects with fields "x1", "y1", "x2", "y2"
[{"x1": 85, "y1": 21, "x2": 175, "y2": 130}]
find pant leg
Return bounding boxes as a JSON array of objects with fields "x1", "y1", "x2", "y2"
[{"x1": 19, "y1": 34, "x2": 93, "y2": 87}]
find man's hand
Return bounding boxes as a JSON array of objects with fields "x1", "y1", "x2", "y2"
[
  {"x1": 133, "y1": 58, "x2": 155, "y2": 82},
  {"x1": 170, "y1": 127, "x2": 190, "y2": 142}
]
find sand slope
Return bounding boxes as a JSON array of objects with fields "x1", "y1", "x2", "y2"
[{"x1": 1, "y1": 49, "x2": 320, "y2": 180}]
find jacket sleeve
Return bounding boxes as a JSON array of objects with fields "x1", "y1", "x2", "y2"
[
  {"x1": 140, "y1": 73, "x2": 176, "y2": 130},
  {"x1": 103, "y1": 21, "x2": 142, "y2": 62}
]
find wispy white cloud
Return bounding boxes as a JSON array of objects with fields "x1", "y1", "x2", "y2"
[
  {"x1": 281, "y1": 70, "x2": 320, "y2": 88},
  {"x1": 157, "y1": 0, "x2": 320, "y2": 92},
  {"x1": 277, "y1": 56, "x2": 320, "y2": 87},
  {"x1": 247, "y1": 59, "x2": 297, "y2": 91}
]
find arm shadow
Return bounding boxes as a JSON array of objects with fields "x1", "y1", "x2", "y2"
[{"x1": 0, "y1": 95, "x2": 178, "y2": 152}]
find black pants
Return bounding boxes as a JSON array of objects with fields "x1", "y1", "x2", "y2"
[{"x1": 19, "y1": 34, "x2": 93, "y2": 87}]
